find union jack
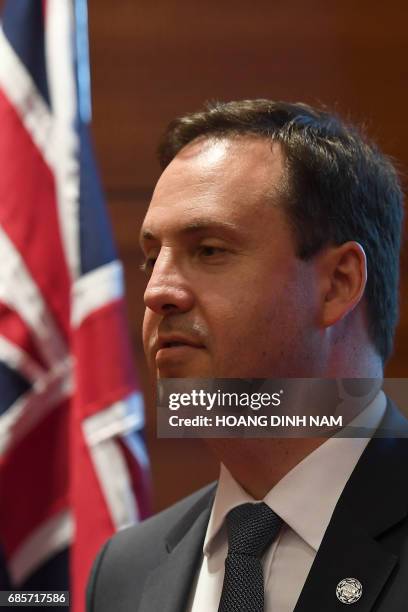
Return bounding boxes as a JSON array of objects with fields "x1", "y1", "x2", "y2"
[{"x1": 0, "y1": 1, "x2": 150, "y2": 610}]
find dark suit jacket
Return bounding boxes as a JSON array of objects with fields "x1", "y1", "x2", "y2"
[{"x1": 87, "y1": 399, "x2": 408, "y2": 611}]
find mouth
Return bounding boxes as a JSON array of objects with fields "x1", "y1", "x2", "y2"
[
  {"x1": 155, "y1": 337, "x2": 205, "y2": 367},
  {"x1": 157, "y1": 335, "x2": 205, "y2": 351}
]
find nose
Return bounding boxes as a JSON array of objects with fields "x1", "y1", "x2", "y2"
[{"x1": 143, "y1": 250, "x2": 194, "y2": 315}]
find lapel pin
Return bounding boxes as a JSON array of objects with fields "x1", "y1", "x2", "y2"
[{"x1": 336, "y1": 578, "x2": 363, "y2": 604}]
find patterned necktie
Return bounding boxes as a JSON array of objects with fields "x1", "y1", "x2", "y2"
[{"x1": 218, "y1": 502, "x2": 283, "y2": 612}]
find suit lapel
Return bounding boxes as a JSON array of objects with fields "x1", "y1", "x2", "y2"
[
  {"x1": 294, "y1": 504, "x2": 397, "y2": 611},
  {"x1": 295, "y1": 399, "x2": 408, "y2": 611},
  {"x1": 138, "y1": 487, "x2": 215, "y2": 612}
]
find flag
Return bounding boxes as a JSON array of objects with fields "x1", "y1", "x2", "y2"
[{"x1": 0, "y1": 1, "x2": 151, "y2": 610}]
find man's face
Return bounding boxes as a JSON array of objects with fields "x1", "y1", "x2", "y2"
[{"x1": 141, "y1": 136, "x2": 321, "y2": 378}]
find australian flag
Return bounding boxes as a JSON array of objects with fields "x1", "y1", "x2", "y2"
[{"x1": 0, "y1": 1, "x2": 151, "y2": 610}]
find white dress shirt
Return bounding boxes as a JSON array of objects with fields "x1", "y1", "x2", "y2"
[{"x1": 187, "y1": 390, "x2": 386, "y2": 612}]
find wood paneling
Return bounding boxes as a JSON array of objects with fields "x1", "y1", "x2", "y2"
[{"x1": 78, "y1": 1, "x2": 408, "y2": 509}]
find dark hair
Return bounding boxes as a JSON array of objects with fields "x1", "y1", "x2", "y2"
[{"x1": 158, "y1": 99, "x2": 404, "y2": 363}]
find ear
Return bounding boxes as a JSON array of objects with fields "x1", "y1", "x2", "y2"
[{"x1": 319, "y1": 241, "x2": 367, "y2": 328}]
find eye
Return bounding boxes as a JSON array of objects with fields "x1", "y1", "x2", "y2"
[
  {"x1": 198, "y1": 245, "x2": 227, "y2": 258},
  {"x1": 139, "y1": 257, "x2": 157, "y2": 275}
]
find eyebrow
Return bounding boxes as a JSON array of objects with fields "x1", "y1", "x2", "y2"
[{"x1": 139, "y1": 219, "x2": 240, "y2": 247}]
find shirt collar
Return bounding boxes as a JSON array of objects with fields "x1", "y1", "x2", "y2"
[{"x1": 204, "y1": 390, "x2": 386, "y2": 555}]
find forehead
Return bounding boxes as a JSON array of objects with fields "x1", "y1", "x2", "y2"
[{"x1": 141, "y1": 136, "x2": 287, "y2": 240}]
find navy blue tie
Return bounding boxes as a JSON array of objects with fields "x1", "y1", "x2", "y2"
[{"x1": 218, "y1": 502, "x2": 283, "y2": 612}]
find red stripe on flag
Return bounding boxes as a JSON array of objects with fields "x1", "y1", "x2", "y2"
[
  {"x1": 70, "y1": 407, "x2": 116, "y2": 610},
  {"x1": 0, "y1": 91, "x2": 71, "y2": 339},
  {"x1": 73, "y1": 299, "x2": 139, "y2": 417},
  {"x1": 118, "y1": 438, "x2": 152, "y2": 520},
  {"x1": 0, "y1": 400, "x2": 70, "y2": 558},
  {"x1": 0, "y1": 302, "x2": 47, "y2": 369}
]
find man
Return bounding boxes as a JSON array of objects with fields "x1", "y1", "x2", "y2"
[{"x1": 87, "y1": 100, "x2": 408, "y2": 611}]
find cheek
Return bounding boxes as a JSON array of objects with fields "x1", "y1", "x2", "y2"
[
  {"x1": 202, "y1": 294, "x2": 257, "y2": 355},
  {"x1": 211, "y1": 275, "x2": 312, "y2": 348}
]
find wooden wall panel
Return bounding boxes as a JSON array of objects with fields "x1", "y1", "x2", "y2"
[{"x1": 90, "y1": 0, "x2": 408, "y2": 510}]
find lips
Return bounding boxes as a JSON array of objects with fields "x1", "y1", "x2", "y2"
[
  {"x1": 153, "y1": 333, "x2": 207, "y2": 374},
  {"x1": 157, "y1": 336, "x2": 204, "y2": 351}
]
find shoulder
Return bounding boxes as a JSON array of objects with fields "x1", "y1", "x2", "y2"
[
  {"x1": 104, "y1": 482, "x2": 215, "y2": 562},
  {"x1": 86, "y1": 482, "x2": 216, "y2": 612}
]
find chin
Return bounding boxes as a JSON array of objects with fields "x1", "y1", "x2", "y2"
[{"x1": 157, "y1": 364, "x2": 213, "y2": 379}]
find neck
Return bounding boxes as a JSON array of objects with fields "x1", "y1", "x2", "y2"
[
  {"x1": 206, "y1": 373, "x2": 384, "y2": 499},
  {"x1": 206, "y1": 438, "x2": 326, "y2": 499}
]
